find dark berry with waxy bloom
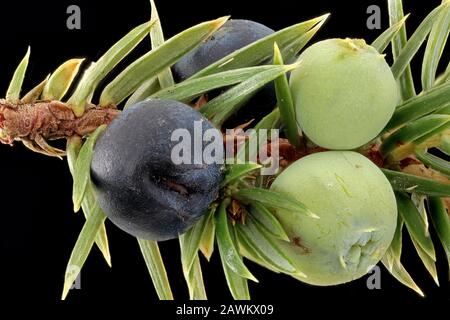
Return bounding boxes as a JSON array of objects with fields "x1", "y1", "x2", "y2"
[
  {"x1": 172, "y1": 19, "x2": 276, "y2": 127},
  {"x1": 90, "y1": 99, "x2": 224, "y2": 241}
]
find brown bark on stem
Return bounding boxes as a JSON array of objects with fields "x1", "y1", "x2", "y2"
[
  {"x1": 0, "y1": 99, "x2": 119, "y2": 143},
  {"x1": 0, "y1": 99, "x2": 119, "y2": 157}
]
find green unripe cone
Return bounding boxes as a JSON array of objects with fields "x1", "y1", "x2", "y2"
[
  {"x1": 270, "y1": 151, "x2": 397, "y2": 286},
  {"x1": 290, "y1": 38, "x2": 399, "y2": 150}
]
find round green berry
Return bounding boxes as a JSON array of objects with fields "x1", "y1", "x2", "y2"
[
  {"x1": 270, "y1": 151, "x2": 397, "y2": 285},
  {"x1": 290, "y1": 38, "x2": 399, "y2": 150}
]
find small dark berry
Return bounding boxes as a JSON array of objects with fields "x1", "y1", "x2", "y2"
[
  {"x1": 91, "y1": 100, "x2": 224, "y2": 241},
  {"x1": 172, "y1": 19, "x2": 276, "y2": 128}
]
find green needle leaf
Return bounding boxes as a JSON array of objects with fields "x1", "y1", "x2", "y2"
[
  {"x1": 190, "y1": 14, "x2": 329, "y2": 79},
  {"x1": 199, "y1": 210, "x2": 216, "y2": 261},
  {"x1": 236, "y1": 215, "x2": 297, "y2": 273},
  {"x1": 220, "y1": 163, "x2": 262, "y2": 188},
  {"x1": 72, "y1": 125, "x2": 106, "y2": 213},
  {"x1": 435, "y1": 60, "x2": 450, "y2": 85},
  {"x1": 236, "y1": 228, "x2": 282, "y2": 274},
  {"x1": 68, "y1": 20, "x2": 155, "y2": 116},
  {"x1": 82, "y1": 184, "x2": 111, "y2": 266},
  {"x1": 415, "y1": 149, "x2": 450, "y2": 177},
  {"x1": 411, "y1": 193, "x2": 430, "y2": 237},
  {"x1": 20, "y1": 75, "x2": 50, "y2": 103},
  {"x1": 236, "y1": 229, "x2": 267, "y2": 263},
  {"x1": 67, "y1": 137, "x2": 111, "y2": 267},
  {"x1": 396, "y1": 192, "x2": 436, "y2": 261},
  {"x1": 215, "y1": 198, "x2": 258, "y2": 282},
  {"x1": 385, "y1": 81, "x2": 450, "y2": 131},
  {"x1": 391, "y1": 2, "x2": 449, "y2": 80},
  {"x1": 62, "y1": 203, "x2": 106, "y2": 300},
  {"x1": 410, "y1": 235, "x2": 439, "y2": 285},
  {"x1": 439, "y1": 135, "x2": 450, "y2": 155},
  {"x1": 436, "y1": 104, "x2": 450, "y2": 115},
  {"x1": 149, "y1": 0, "x2": 175, "y2": 89},
  {"x1": 201, "y1": 64, "x2": 298, "y2": 127},
  {"x1": 233, "y1": 187, "x2": 318, "y2": 219},
  {"x1": 383, "y1": 215, "x2": 404, "y2": 271},
  {"x1": 383, "y1": 168, "x2": 450, "y2": 197},
  {"x1": 391, "y1": 215, "x2": 405, "y2": 260},
  {"x1": 180, "y1": 207, "x2": 216, "y2": 274},
  {"x1": 6, "y1": 46, "x2": 30, "y2": 103},
  {"x1": 219, "y1": 242, "x2": 251, "y2": 300},
  {"x1": 428, "y1": 196, "x2": 450, "y2": 270},
  {"x1": 279, "y1": 14, "x2": 329, "y2": 63},
  {"x1": 66, "y1": 137, "x2": 82, "y2": 176},
  {"x1": 371, "y1": 15, "x2": 409, "y2": 53},
  {"x1": 99, "y1": 17, "x2": 229, "y2": 107},
  {"x1": 125, "y1": 76, "x2": 160, "y2": 109},
  {"x1": 380, "y1": 114, "x2": 450, "y2": 161},
  {"x1": 388, "y1": 0, "x2": 416, "y2": 100},
  {"x1": 273, "y1": 42, "x2": 302, "y2": 149},
  {"x1": 137, "y1": 239, "x2": 174, "y2": 300},
  {"x1": 254, "y1": 108, "x2": 281, "y2": 130},
  {"x1": 381, "y1": 256, "x2": 424, "y2": 297},
  {"x1": 124, "y1": 0, "x2": 174, "y2": 108},
  {"x1": 219, "y1": 219, "x2": 252, "y2": 300},
  {"x1": 421, "y1": 0, "x2": 450, "y2": 91},
  {"x1": 152, "y1": 65, "x2": 281, "y2": 102},
  {"x1": 42, "y1": 59, "x2": 84, "y2": 100},
  {"x1": 185, "y1": 255, "x2": 207, "y2": 300},
  {"x1": 249, "y1": 203, "x2": 290, "y2": 241},
  {"x1": 381, "y1": 211, "x2": 424, "y2": 296}
]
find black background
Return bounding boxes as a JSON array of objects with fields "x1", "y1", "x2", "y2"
[{"x1": 1, "y1": 0, "x2": 449, "y2": 312}]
